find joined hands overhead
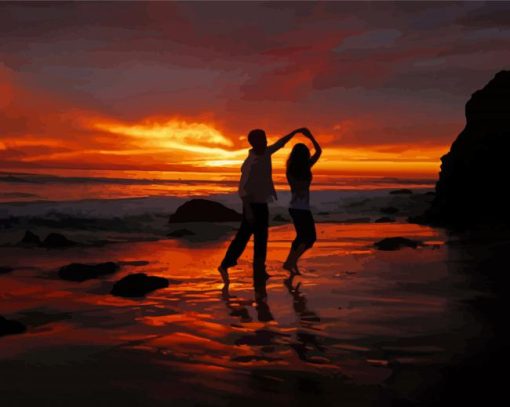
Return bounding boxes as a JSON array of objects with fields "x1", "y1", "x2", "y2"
[{"x1": 293, "y1": 127, "x2": 314, "y2": 139}]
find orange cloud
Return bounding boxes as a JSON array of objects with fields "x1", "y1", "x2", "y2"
[
  {"x1": 90, "y1": 118, "x2": 248, "y2": 168},
  {"x1": 1, "y1": 62, "x2": 446, "y2": 179}
]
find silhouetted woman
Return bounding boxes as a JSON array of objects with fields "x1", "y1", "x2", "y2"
[{"x1": 284, "y1": 129, "x2": 322, "y2": 274}]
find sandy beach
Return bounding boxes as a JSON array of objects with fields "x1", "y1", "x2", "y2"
[{"x1": 1, "y1": 219, "x2": 502, "y2": 406}]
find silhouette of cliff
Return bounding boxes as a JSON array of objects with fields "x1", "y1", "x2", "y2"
[{"x1": 422, "y1": 70, "x2": 510, "y2": 228}]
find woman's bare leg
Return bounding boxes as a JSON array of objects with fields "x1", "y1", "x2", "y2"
[{"x1": 284, "y1": 243, "x2": 307, "y2": 275}]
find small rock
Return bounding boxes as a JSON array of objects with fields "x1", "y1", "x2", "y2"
[
  {"x1": 19, "y1": 230, "x2": 41, "y2": 246},
  {"x1": 390, "y1": 189, "x2": 413, "y2": 195},
  {"x1": 375, "y1": 217, "x2": 396, "y2": 223},
  {"x1": 167, "y1": 228, "x2": 195, "y2": 238},
  {"x1": 374, "y1": 237, "x2": 421, "y2": 251},
  {"x1": 380, "y1": 206, "x2": 399, "y2": 215},
  {"x1": 0, "y1": 315, "x2": 26, "y2": 337},
  {"x1": 41, "y1": 233, "x2": 76, "y2": 248},
  {"x1": 58, "y1": 262, "x2": 120, "y2": 282},
  {"x1": 111, "y1": 273, "x2": 169, "y2": 297}
]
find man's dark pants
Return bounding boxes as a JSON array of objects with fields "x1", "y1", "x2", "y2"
[{"x1": 220, "y1": 202, "x2": 268, "y2": 277}]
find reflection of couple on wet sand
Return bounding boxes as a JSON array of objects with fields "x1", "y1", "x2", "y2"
[
  {"x1": 218, "y1": 127, "x2": 322, "y2": 285},
  {"x1": 221, "y1": 273, "x2": 325, "y2": 362}
]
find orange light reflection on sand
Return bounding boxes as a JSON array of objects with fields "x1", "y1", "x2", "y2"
[
  {"x1": 142, "y1": 313, "x2": 230, "y2": 337},
  {"x1": 0, "y1": 221, "x2": 460, "y2": 388},
  {"x1": 149, "y1": 332, "x2": 230, "y2": 352}
]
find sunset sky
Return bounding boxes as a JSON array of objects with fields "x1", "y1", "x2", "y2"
[{"x1": 1, "y1": 1, "x2": 509, "y2": 179}]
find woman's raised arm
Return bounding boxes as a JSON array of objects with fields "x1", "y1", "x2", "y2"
[{"x1": 306, "y1": 130, "x2": 322, "y2": 166}]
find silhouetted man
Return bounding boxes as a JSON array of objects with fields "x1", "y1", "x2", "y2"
[{"x1": 218, "y1": 127, "x2": 307, "y2": 284}]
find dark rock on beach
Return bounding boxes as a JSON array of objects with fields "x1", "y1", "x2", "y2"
[
  {"x1": 0, "y1": 316, "x2": 27, "y2": 337},
  {"x1": 0, "y1": 266, "x2": 13, "y2": 274},
  {"x1": 390, "y1": 189, "x2": 413, "y2": 195},
  {"x1": 422, "y1": 71, "x2": 510, "y2": 228},
  {"x1": 167, "y1": 228, "x2": 195, "y2": 238},
  {"x1": 111, "y1": 273, "x2": 169, "y2": 297},
  {"x1": 17, "y1": 231, "x2": 77, "y2": 248},
  {"x1": 169, "y1": 199, "x2": 242, "y2": 223},
  {"x1": 18, "y1": 230, "x2": 41, "y2": 246},
  {"x1": 380, "y1": 206, "x2": 399, "y2": 215},
  {"x1": 375, "y1": 217, "x2": 396, "y2": 223},
  {"x1": 41, "y1": 233, "x2": 76, "y2": 248},
  {"x1": 374, "y1": 237, "x2": 421, "y2": 251},
  {"x1": 58, "y1": 262, "x2": 120, "y2": 282}
]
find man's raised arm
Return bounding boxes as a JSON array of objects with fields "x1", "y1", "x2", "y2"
[{"x1": 267, "y1": 127, "x2": 307, "y2": 154}]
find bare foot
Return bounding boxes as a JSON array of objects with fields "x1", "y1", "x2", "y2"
[
  {"x1": 217, "y1": 266, "x2": 230, "y2": 285},
  {"x1": 283, "y1": 261, "x2": 301, "y2": 275},
  {"x1": 221, "y1": 284, "x2": 231, "y2": 299}
]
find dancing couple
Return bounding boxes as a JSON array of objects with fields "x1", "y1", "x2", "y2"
[{"x1": 218, "y1": 127, "x2": 321, "y2": 285}]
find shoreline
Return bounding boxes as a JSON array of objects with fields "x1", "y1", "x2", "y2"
[{"x1": 0, "y1": 189, "x2": 435, "y2": 246}]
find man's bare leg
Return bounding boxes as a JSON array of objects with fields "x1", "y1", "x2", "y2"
[{"x1": 217, "y1": 266, "x2": 230, "y2": 285}]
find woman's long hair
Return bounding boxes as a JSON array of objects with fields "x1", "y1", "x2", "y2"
[{"x1": 286, "y1": 143, "x2": 312, "y2": 181}]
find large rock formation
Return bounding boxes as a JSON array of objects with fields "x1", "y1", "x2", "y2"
[
  {"x1": 422, "y1": 70, "x2": 510, "y2": 228},
  {"x1": 169, "y1": 199, "x2": 242, "y2": 223}
]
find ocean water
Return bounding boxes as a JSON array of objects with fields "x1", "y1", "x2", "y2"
[
  {"x1": 0, "y1": 171, "x2": 435, "y2": 245},
  {"x1": 0, "y1": 171, "x2": 434, "y2": 203}
]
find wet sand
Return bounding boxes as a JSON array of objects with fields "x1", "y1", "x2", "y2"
[{"x1": 0, "y1": 222, "x2": 500, "y2": 406}]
